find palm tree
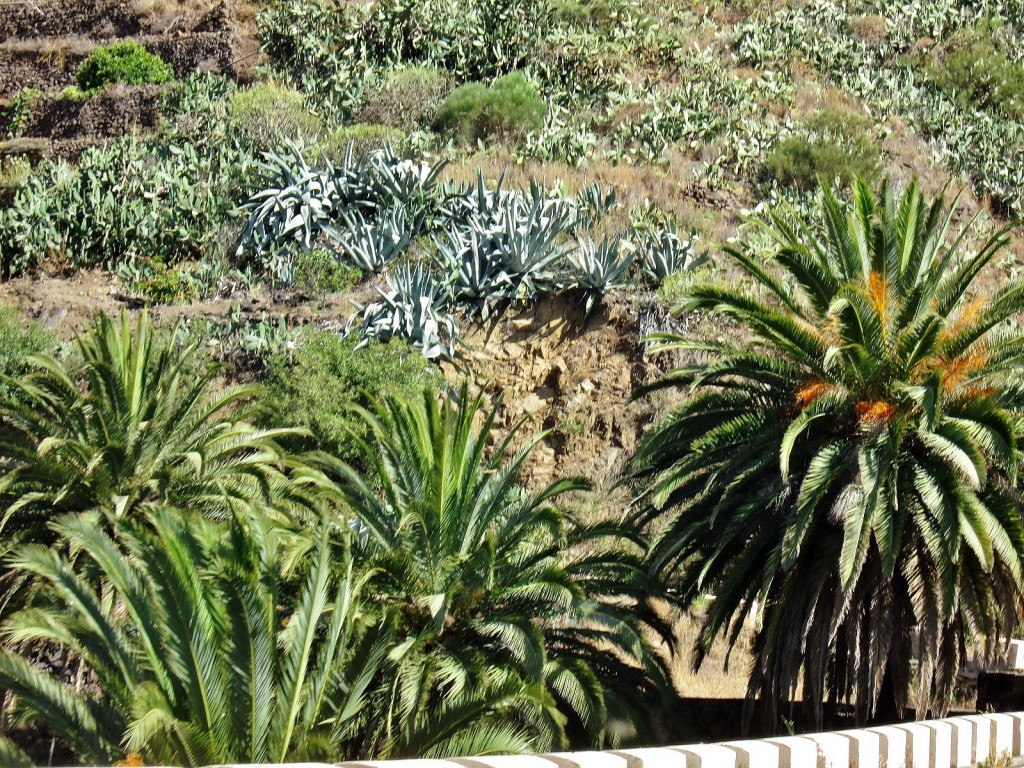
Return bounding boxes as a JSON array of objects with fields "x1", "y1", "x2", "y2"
[
  {"x1": 0, "y1": 505, "x2": 388, "y2": 766},
  {"x1": 631, "y1": 179, "x2": 1024, "y2": 728},
  {"x1": 318, "y1": 383, "x2": 671, "y2": 752},
  {"x1": 0, "y1": 311, "x2": 309, "y2": 544}
]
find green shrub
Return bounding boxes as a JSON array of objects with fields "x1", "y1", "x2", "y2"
[
  {"x1": 765, "y1": 109, "x2": 881, "y2": 190},
  {"x1": 258, "y1": 330, "x2": 439, "y2": 460},
  {"x1": 75, "y1": 42, "x2": 175, "y2": 92},
  {"x1": 293, "y1": 249, "x2": 362, "y2": 295},
  {"x1": 931, "y1": 34, "x2": 1024, "y2": 121},
  {"x1": 58, "y1": 85, "x2": 91, "y2": 103},
  {"x1": 0, "y1": 305, "x2": 60, "y2": 404},
  {"x1": 312, "y1": 123, "x2": 408, "y2": 163},
  {"x1": 357, "y1": 66, "x2": 451, "y2": 131},
  {"x1": 434, "y1": 71, "x2": 546, "y2": 144},
  {"x1": 228, "y1": 81, "x2": 324, "y2": 147},
  {"x1": 118, "y1": 258, "x2": 199, "y2": 304}
]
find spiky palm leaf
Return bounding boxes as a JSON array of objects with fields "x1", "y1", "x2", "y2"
[
  {"x1": 0, "y1": 506, "x2": 390, "y2": 766},
  {"x1": 316, "y1": 382, "x2": 671, "y2": 750},
  {"x1": 631, "y1": 179, "x2": 1024, "y2": 729},
  {"x1": 0, "y1": 311, "x2": 311, "y2": 546}
]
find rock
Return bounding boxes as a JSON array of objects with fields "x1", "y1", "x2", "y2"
[
  {"x1": 519, "y1": 393, "x2": 547, "y2": 415},
  {"x1": 447, "y1": 294, "x2": 668, "y2": 498}
]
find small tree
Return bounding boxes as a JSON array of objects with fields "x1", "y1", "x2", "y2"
[{"x1": 320, "y1": 383, "x2": 672, "y2": 750}]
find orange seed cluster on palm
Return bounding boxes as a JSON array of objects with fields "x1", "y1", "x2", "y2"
[
  {"x1": 855, "y1": 400, "x2": 898, "y2": 423},
  {"x1": 795, "y1": 380, "x2": 832, "y2": 406}
]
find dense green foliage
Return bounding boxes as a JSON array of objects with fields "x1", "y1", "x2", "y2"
[
  {"x1": 258, "y1": 331, "x2": 438, "y2": 460},
  {"x1": 0, "y1": 312, "x2": 305, "y2": 545},
  {"x1": 7, "y1": 0, "x2": 1024, "y2": 756},
  {"x1": 765, "y1": 110, "x2": 881, "y2": 190},
  {"x1": 75, "y1": 42, "x2": 175, "y2": 92},
  {"x1": 632, "y1": 179, "x2": 1024, "y2": 727},
  {"x1": 0, "y1": 509, "x2": 381, "y2": 765},
  {"x1": 0, "y1": 77, "x2": 258, "y2": 278},
  {"x1": 0, "y1": 314, "x2": 669, "y2": 764},
  {"x1": 435, "y1": 72, "x2": 547, "y2": 144}
]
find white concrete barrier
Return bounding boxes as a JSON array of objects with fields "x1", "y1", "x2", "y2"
[
  {"x1": 809, "y1": 731, "x2": 855, "y2": 768},
  {"x1": 867, "y1": 724, "x2": 910, "y2": 768},
  {"x1": 763, "y1": 736, "x2": 819, "y2": 768},
  {"x1": 153, "y1": 711, "x2": 1024, "y2": 768},
  {"x1": 668, "y1": 743, "x2": 739, "y2": 768}
]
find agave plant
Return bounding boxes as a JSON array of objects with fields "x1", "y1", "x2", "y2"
[
  {"x1": 361, "y1": 147, "x2": 446, "y2": 214},
  {"x1": 434, "y1": 228, "x2": 503, "y2": 318},
  {"x1": 437, "y1": 172, "x2": 574, "y2": 305},
  {"x1": 573, "y1": 182, "x2": 617, "y2": 231},
  {"x1": 336, "y1": 206, "x2": 415, "y2": 273},
  {"x1": 447, "y1": 172, "x2": 574, "y2": 240},
  {"x1": 238, "y1": 145, "x2": 444, "y2": 283},
  {"x1": 483, "y1": 201, "x2": 569, "y2": 300},
  {"x1": 631, "y1": 179, "x2": 1024, "y2": 728},
  {"x1": 239, "y1": 146, "x2": 344, "y2": 254},
  {"x1": 348, "y1": 265, "x2": 458, "y2": 359},
  {"x1": 314, "y1": 383, "x2": 672, "y2": 751},
  {"x1": 442, "y1": 170, "x2": 512, "y2": 222},
  {"x1": 641, "y1": 225, "x2": 708, "y2": 283},
  {"x1": 569, "y1": 236, "x2": 635, "y2": 312}
]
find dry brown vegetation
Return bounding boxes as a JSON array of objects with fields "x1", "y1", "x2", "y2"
[{"x1": 670, "y1": 609, "x2": 756, "y2": 700}]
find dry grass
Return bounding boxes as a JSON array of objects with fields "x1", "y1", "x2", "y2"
[
  {"x1": 789, "y1": 75, "x2": 869, "y2": 121},
  {"x1": 131, "y1": 0, "x2": 219, "y2": 31},
  {"x1": 0, "y1": 155, "x2": 32, "y2": 189},
  {"x1": 0, "y1": 35, "x2": 96, "y2": 56},
  {"x1": 667, "y1": 606, "x2": 759, "y2": 699}
]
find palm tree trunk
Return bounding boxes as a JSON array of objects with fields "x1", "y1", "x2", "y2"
[{"x1": 873, "y1": 665, "x2": 901, "y2": 725}]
